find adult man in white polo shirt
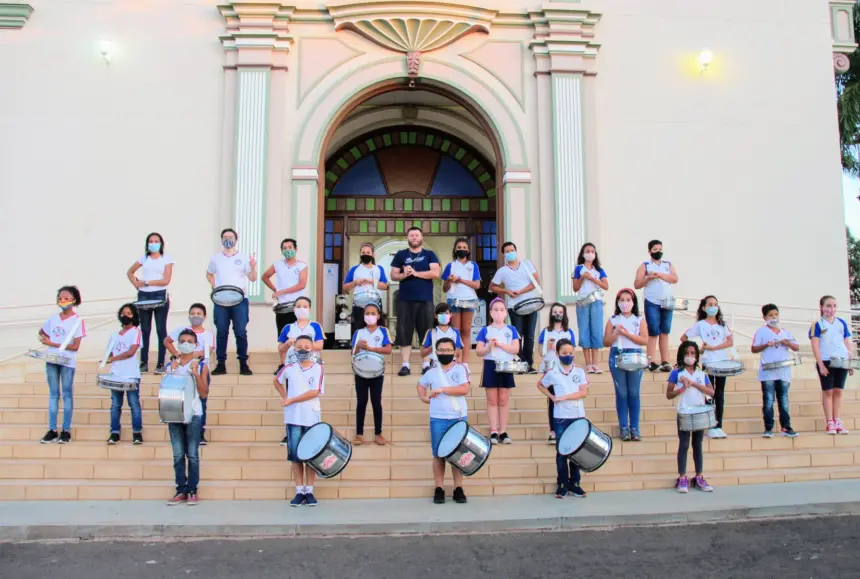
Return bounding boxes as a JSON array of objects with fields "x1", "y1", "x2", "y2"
[{"x1": 206, "y1": 228, "x2": 257, "y2": 376}]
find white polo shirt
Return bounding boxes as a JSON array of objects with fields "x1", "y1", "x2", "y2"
[
  {"x1": 442, "y1": 260, "x2": 481, "y2": 300},
  {"x1": 753, "y1": 325, "x2": 796, "y2": 382},
  {"x1": 418, "y1": 362, "x2": 470, "y2": 419},
  {"x1": 540, "y1": 365, "x2": 588, "y2": 419},
  {"x1": 491, "y1": 260, "x2": 540, "y2": 308},
  {"x1": 136, "y1": 254, "x2": 175, "y2": 293},
  {"x1": 476, "y1": 324, "x2": 520, "y2": 362},
  {"x1": 345, "y1": 264, "x2": 387, "y2": 299},
  {"x1": 642, "y1": 260, "x2": 673, "y2": 305},
  {"x1": 273, "y1": 259, "x2": 308, "y2": 304},
  {"x1": 668, "y1": 368, "x2": 710, "y2": 411},
  {"x1": 276, "y1": 362, "x2": 324, "y2": 426},
  {"x1": 683, "y1": 320, "x2": 732, "y2": 365},
  {"x1": 207, "y1": 251, "x2": 252, "y2": 293},
  {"x1": 809, "y1": 317, "x2": 851, "y2": 361},
  {"x1": 41, "y1": 313, "x2": 87, "y2": 369},
  {"x1": 109, "y1": 327, "x2": 141, "y2": 379}
]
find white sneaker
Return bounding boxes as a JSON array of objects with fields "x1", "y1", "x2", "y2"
[
  {"x1": 717, "y1": 428, "x2": 728, "y2": 439},
  {"x1": 707, "y1": 428, "x2": 720, "y2": 438}
]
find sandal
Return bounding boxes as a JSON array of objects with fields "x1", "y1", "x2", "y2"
[
  {"x1": 374, "y1": 435, "x2": 390, "y2": 446},
  {"x1": 353, "y1": 435, "x2": 364, "y2": 446},
  {"x1": 592, "y1": 365, "x2": 603, "y2": 374}
]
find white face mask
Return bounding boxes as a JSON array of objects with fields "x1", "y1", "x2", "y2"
[
  {"x1": 584, "y1": 252, "x2": 595, "y2": 262},
  {"x1": 294, "y1": 307, "x2": 309, "y2": 321},
  {"x1": 683, "y1": 356, "x2": 696, "y2": 367},
  {"x1": 364, "y1": 315, "x2": 378, "y2": 326},
  {"x1": 766, "y1": 318, "x2": 779, "y2": 327},
  {"x1": 178, "y1": 342, "x2": 196, "y2": 355}
]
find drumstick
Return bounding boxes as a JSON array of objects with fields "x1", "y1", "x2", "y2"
[
  {"x1": 58, "y1": 318, "x2": 81, "y2": 352},
  {"x1": 100, "y1": 332, "x2": 118, "y2": 369}
]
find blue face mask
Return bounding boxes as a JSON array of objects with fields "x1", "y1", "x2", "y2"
[
  {"x1": 222, "y1": 238, "x2": 235, "y2": 249},
  {"x1": 148, "y1": 242, "x2": 161, "y2": 253},
  {"x1": 705, "y1": 306, "x2": 719, "y2": 317},
  {"x1": 558, "y1": 355, "x2": 575, "y2": 366},
  {"x1": 504, "y1": 251, "x2": 517, "y2": 262}
]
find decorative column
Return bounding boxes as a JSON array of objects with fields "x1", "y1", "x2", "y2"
[
  {"x1": 219, "y1": 2, "x2": 293, "y2": 301},
  {"x1": 530, "y1": 7, "x2": 600, "y2": 301},
  {"x1": 830, "y1": 1, "x2": 858, "y2": 72},
  {"x1": 0, "y1": 3, "x2": 33, "y2": 29}
]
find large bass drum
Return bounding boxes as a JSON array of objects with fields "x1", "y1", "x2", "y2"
[
  {"x1": 557, "y1": 418, "x2": 613, "y2": 473},
  {"x1": 296, "y1": 422, "x2": 352, "y2": 479},
  {"x1": 158, "y1": 374, "x2": 196, "y2": 424},
  {"x1": 211, "y1": 285, "x2": 245, "y2": 307},
  {"x1": 436, "y1": 420, "x2": 492, "y2": 476}
]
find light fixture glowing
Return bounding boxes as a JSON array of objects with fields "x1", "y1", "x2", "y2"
[
  {"x1": 98, "y1": 39, "x2": 114, "y2": 64},
  {"x1": 698, "y1": 48, "x2": 713, "y2": 73}
]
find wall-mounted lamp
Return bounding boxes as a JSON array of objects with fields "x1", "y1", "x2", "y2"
[
  {"x1": 98, "y1": 39, "x2": 114, "y2": 64},
  {"x1": 698, "y1": 48, "x2": 713, "y2": 74}
]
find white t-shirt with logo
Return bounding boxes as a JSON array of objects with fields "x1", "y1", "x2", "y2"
[
  {"x1": 273, "y1": 259, "x2": 308, "y2": 304},
  {"x1": 276, "y1": 362, "x2": 324, "y2": 426},
  {"x1": 476, "y1": 324, "x2": 520, "y2": 362},
  {"x1": 491, "y1": 260, "x2": 540, "y2": 308},
  {"x1": 668, "y1": 368, "x2": 710, "y2": 412},
  {"x1": 165, "y1": 358, "x2": 205, "y2": 416},
  {"x1": 642, "y1": 260, "x2": 673, "y2": 305},
  {"x1": 351, "y1": 326, "x2": 392, "y2": 350},
  {"x1": 422, "y1": 326, "x2": 464, "y2": 350},
  {"x1": 41, "y1": 313, "x2": 87, "y2": 369},
  {"x1": 418, "y1": 362, "x2": 470, "y2": 419},
  {"x1": 684, "y1": 320, "x2": 732, "y2": 365},
  {"x1": 810, "y1": 317, "x2": 851, "y2": 361},
  {"x1": 136, "y1": 254, "x2": 175, "y2": 293},
  {"x1": 207, "y1": 251, "x2": 252, "y2": 293},
  {"x1": 610, "y1": 314, "x2": 643, "y2": 350},
  {"x1": 442, "y1": 260, "x2": 481, "y2": 300},
  {"x1": 345, "y1": 264, "x2": 388, "y2": 299},
  {"x1": 109, "y1": 327, "x2": 141, "y2": 379},
  {"x1": 538, "y1": 328, "x2": 577, "y2": 363},
  {"x1": 168, "y1": 326, "x2": 215, "y2": 365},
  {"x1": 753, "y1": 325, "x2": 796, "y2": 382},
  {"x1": 540, "y1": 366, "x2": 588, "y2": 419}
]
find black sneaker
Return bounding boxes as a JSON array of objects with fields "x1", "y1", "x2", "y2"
[
  {"x1": 398, "y1": 365, "x2": 411, "y2": 377},
  {"x1": 569, "y1": 483, "x2": 587, "y2": 498},
  {"x1": 489, "y1": 433, "x2": 500, "y2": 445},
  {"x1": 199, "y1": 434, "x2": 208, "y2": 446},
  {"x1": 154, "y1": 363, "x2": 166, "y2": 375},
  {"x1": 781, "y1": 427, "x2": 799, "y2": 438},
  {"x1": 133, "y1": 433, "x2": 144, "y2": 445},
  {"x1": 280, "y1": 436, "x2": 289, "y2": 446},
  {"x1": 239, "y1": 364, "x2": 253, "y2": 376},
  {"x1": 433, "y1": 487, "x2": 445, "y2": 504},
  {"x1": 659, "y1": 362, "x2": 672, "y2": 372},
  {"x1": 139, "y1": 362, "x2": 149, "y2": 374},
  {"x1": 212, "y1": 363, "x2": 227, "y2": 376},
  {"x1": 620, "y1": 427, "x2": 631, "y2": 441},
  {"x1": 555, "y1": 484, "x2": 567, "y2": 499},
  {"x1": 106, "y1": 433, "x2": 120, "y2": 445},
  {"x1": 527, "y1": 366, "x2": 538, "y2": 375},
  {"x1": 499, "y1": 432, "x2": 512, "y2": 444},
  {"x1": 453, "y1": 486, "x2": 467, "y2": 504},
  {"x1": 58, "y1": 431, "x2": 71, "y2": 444},
  {"x1": 40, "y1": 430, "x2": 59, "y2": 444},
  {"x1": 648, "y1": 362, "x2": 659, "y2": 372}
]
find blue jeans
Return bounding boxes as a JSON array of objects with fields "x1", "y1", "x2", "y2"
[
  {"x1": 46, "y1": 363, "x2": 75, "y2": 432},
  {"x1": 110, "y1": 389, "x2": 142, "y2": 434},
  {"x1": 137, "y1": 289, "x2": 169, "y2": 366},
  {"x1": 214, "y1": 298, "x2": 249, "y2": 363},
  {"x1": 554, "y1": 418, "x2": 581, "y2": 488},
  {"x1": 609, "y1": 347, "x2": 643, "y2": 430},
  {"x1": 286, "y1": 423, "x2": 312, "y2": 463},
  {"x1": 508, "y1": 309, "x2": 538, "y2": 367},
  {"x1": 576, "y1": 300, "x2": 603, "y2": 349},
  {"x1": 644, "y1": 300, "x2": 673, "y2": 336},
  {"x1": 762, "y1": 380, "x2": 792, "y2": 431},
  {"x1": 168, "y1": 416, "x2": 202, "y2": 494}
]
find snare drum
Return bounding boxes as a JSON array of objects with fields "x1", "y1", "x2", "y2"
[
  {"x1": 436, "y1": 420, "x2": 492, "y2": 476},
  {"x1": 703, "y1": 359, "x2": 745, "y2": 377},
  {"x1": 571, "y1": 289, "x2": 603, "y2": 306},
  {"x1": 539, "y1": 358, "x2": 557, "y2": 373},
  {"x1": 452, "y1": 298, "x2": 480, "y2": 311},
  {"x1": 296, "y1": 422, "x2": 352, "y2": 479},
  {"x1": 158, "y1": 373, "x2": 196, "y2": 424},
  {"x1": 272, "y1": 301, "x2": 295, "y2": 315},
  {"x1": 615, "y1": 352, "x2": 649, "y2": 371},
  {"x1": 26, "y1": 349, "x2": 72, "y2": 367},
  {"x1": 353, "y1": 290, "x2": 383, "y2": 310},
  {"x1": 827, "y1": 357, "x2": 860, "y2": 370},
  {"x1": 557, "y1": 419, "x2": 613, "y2": 473},
  {"x1": 211, "y1": 285, "x2": 245, "y2": 308},
  {"x1": 495, "y1": 359, "x2": 529, "y2": 374},
  {"x1": 660, "y1": 296, "x2": 688, "y2": 311},
  {"x1": 511, "y1": 297, "x2": 545, "y2": 316},
  {"x1": 96, "y1": 374, "x2": 140, "y2": 392},
  {"x1": 133, "y1": 299, "x2": 166, "y2": 311},
  {"x1": 677, "y1": 405, "x2": 717, "y2": 432},
  {"x1": 761, "y1": 356, "x2": 802, "y2": 371},
  {"x1": 352, "y1": 350, "x2": 385, "y2": 378}
]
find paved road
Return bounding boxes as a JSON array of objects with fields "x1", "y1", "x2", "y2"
[{"x1": 2, "y1": 515, "x2": 858, "y2": 579}]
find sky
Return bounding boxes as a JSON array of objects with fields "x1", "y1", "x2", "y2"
[{"x1": 844, "y1": 174, "x2": 860, "y2": 235}]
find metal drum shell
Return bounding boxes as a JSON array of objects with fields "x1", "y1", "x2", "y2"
[
  {"x1": 571, "y1": 290, "x2": 603, "y2": 306},
  {"x1": 761, "y1": 357, "x2": 802, "y2": 371},
  {"x1": 26, "y1": 349, "x2": 72, "y2": 367},
  {"x1": 437, "y1": 420, "x2": 492, "y2": 477},
  {"x1": 703, "y1": 360, "x2": 745, "y2": 377},
  {"x1": 353, "y1": 291, "x2": 383, "y2": 310},
  {"x1": 660, "y1": 297, "x2": 689, "y2": 311},
  {"x1": 677, "y1": 406, "x2": 717, "y2": 432},
  {"x1": 158, "y1": 374, "x2": 196, "y2": 424},
  {"x1": 352, "y1": 351, "x2": 385, "y2": 379},
  {"x1": 452, "y1": 298, "x2": 480, "y2": 310},
  {"x1": 296, "y1": 423, "x2": 353, "y2": 479},
  {"x1": 511, "y1": 297, "x2": 545, "y2": 316},
  {"x1": 210, "y1": 285, "x2": 245, "y2": 308},
  {"x1": 539, "y1": 359, "x2": 558, "y2": 374},
  {"x1": 133, "y1": 299, "x2": 166, "y2": 311},
  {"x1": 272, "y1": 301, "x2": 295, "y2": 315},
  {"x1": 615, "y1": 352, "x2": 649, "y2": 372},
  {"x1": 495, "y1": 360, "x2": 529, "y2": 374},
  {"x1": 556, "y1": 419, "x2": 613, "y2": 473},
  {"x1": 827, "y1": 357, "x2": 860, "y2": 370},
  {"x1": 96, "y1": 374, "x2": 140, "y2": 392}
]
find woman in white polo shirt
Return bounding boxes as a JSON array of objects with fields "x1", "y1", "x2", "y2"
[
  {"x1": 126, "y1": 232, "x2": 173, "y2": 374},
  {"x1": 262, "y1": 238, "x2": 309, "y2": 336},
  {"x1": 442, "y1": 237, "x2": 482, "y2": 364},
  {"x1": 343, "y1": 243, "x2": 388, "y2": 337}
]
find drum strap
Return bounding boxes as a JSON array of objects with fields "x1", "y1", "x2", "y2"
[
  {"x1": 525, "y1": 261, "x2": 543, "y2": 297},
  {"x1": 101, "y1": 332, "x2": 118, "y2": 369}
]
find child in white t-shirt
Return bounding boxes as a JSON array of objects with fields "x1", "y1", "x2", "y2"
[
  {"x1": 809, "y1": 295, "x2": 855, "y2": 434},
  {"x1": 475, "y1": 298, "x2": 521, "y2": 445},
  {"x1": 751, "y1": 304, "x2": 799, "y2": 438},
  {"x1": 666, "y1": 341, "x2": 715, "y2": 494},
  {"x1": 106, "y1": 303, "x2": 143, "y2": 445}
]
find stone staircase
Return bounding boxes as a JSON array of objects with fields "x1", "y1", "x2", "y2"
[{"x1": 0, "y1": 350, "x2": 858, "y2": 501}]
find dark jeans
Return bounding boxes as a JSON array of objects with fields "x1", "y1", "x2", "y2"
[
  {"x1": 169, "y1": 416, "x2": 202, "y2": 494},
  {"x1": 214, "y1": 298, "x2": 249, "y2": 363},
  {"x1": 351, "y1": 305, "x2": 367, "y2": 338},
  {"x1": 677, "y1": 418, "x2": 704, "y2": 475},
  {"x1": 276, "y1": 311, "x2": 296, "y2": 337},
  {"x1": 553, "y1": 418, "x2": 581, "y2": 488},
  {"x1": 109, "y1": 389, "x2": 142, "y2": 434},
  {"x1": 138, "y1": 290, "x2": 168, "y2": 366},
  {"x1": 508, "y1": 309, "x2": 538, "y2": 367},
  {"x1": 355, "y1": 375, "x2": 384, "y2": 436},
  {"x1": 546, "y1": 385, "x2": 555, "y2": 428},
  {"x1": 708, "y1": 375, "x2": 727, "y2": 428},
  {"x1": 762, "y1": 380, "x2": 792, "y2": 431}
]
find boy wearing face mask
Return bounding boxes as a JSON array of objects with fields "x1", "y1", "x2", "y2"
[
  {"x1": 420, "y1": 303, "x2": 464, "y2": 374},
  {"x1": 165, "y1": 303, "x2": 215, "y2": 445},
  {"x1": 633, "y1": 239, "x2": 678, "y2": 373},
  {"x1": 417, "y1": 337, "x2": 470, "y2": 505},
  {"x1": 106, "y1": 303, "x2": 143, "y2": 445},
  {"x1": 273, "y1": 335, "x2": 325, "y2": 507},
  {"x1": 537, "y1": 338, "x2": 589, "y2": 498},
  {"x1": 262, "y1": 238, "x2": 308, "y2": 336},
  {"x1": 751, "y1": 304, "x2": 799, "y2": 438}
]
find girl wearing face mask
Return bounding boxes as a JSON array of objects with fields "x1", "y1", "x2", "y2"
[
  {"x1": 127, "y1": 232, "x2": 173, "y2": 374},
  {"x1": 421, "y1": 303, "x2": 464, "y2": 373},
  {"x1": 476, "y1": 298, "x2": 521, "y2": 444},
  {"x1": 262, "y1": 238, "x2": 308, "y2": 336},
  {"x1": 681, "y1": 296, "x2": 733, "y2": 439},
  {"x1": 538, "y1": 303, "x2": 576, "y2": 444},
  {"x1": 351, "y1": 303, "x2": 393, "y2": 445},
  {"x1": 343, "y1": 243, "x2": 389, "y2": 337},
  {"x1": 442, "y1": 238, "x2": 482, "y2": 363},
  {"x1": 572, "y1": 243, "x2": 608, "y2": 373},
  {"x1": 666, "y1": 341, "x2": 715, "y2": 494},
  {"x1": 810, "y1": 295, "x2": 854, "y2": 434},
  {"x1": 105, "y1": 304, "x2": 143, "y2": 446},
  {"x1": 751, "y1": 304, "x2": 798, "y2": 438},
  {"x1": 603, "y1": 289, "x2": 649, "y2": 441},
  {"x1": 38, "y1": 286, "x2": 87, "y2": 445}
]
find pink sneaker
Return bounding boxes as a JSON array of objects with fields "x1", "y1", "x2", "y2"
[
  {"x1": 835, "y1": 419, "x2": 849, "y2": 435},
  {"x1": 693, "y1": 475, "x2": 713, "y2": 492},
  {"x1": 675, "y1": 476, "x2": 689, "y2": 493},
  {"x1": 826, "y1": 420, "x2": 837, "y2": 435}
]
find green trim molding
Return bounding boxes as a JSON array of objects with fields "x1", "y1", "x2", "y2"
[{"x1": 0, "y1": 3, "x2": 33, "y2": 29}]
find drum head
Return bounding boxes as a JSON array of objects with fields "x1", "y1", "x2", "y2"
[
  {"x1": 212, "y1": 286, "x2": 244, "y2": 306},
  {"x1": 134, "y1": 299, "x2": 164, "y2": 307},
  {"x1": 557, "y1": 419, "x2": 590, "y2": 456},
  {"x1": 437, "y1": 420, "x2": 467, "y2": 458},
  {"x1": 678, "y1": 405, "x2": 710, "y2": 415},
  {"x1": 296, "y1": 423, "x2": 332, "y2": 461}
]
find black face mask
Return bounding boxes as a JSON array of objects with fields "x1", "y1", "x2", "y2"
[
  {"x1": 650, "y1": 251, "x2": 663, "y2": 261},
  {"x1": 551, "y1": 314, "x2": 564, "y2": 322},
  {"x1": 454, "y1": 249, "x2": 469, "y2": 259},
  {"x1": 119, "y1": 315, "x2": 133, "y2": 326},
  {"x1": 360, "y1": 254, "x2": 373, "y2": 264},
  {"x1": 436, "y1": 354, "x2": 455, "y2": 366}
]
